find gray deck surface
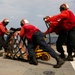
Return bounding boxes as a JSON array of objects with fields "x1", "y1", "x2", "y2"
[{"x1": 0, "y1": 45, "x2": 75, "y2": 75}]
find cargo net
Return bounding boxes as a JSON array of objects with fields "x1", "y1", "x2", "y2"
[
  {"x1": 3, "y1": 28, "x2": 28, "y2": 60},
  {"x1": 3, "y1": 28, "x2": 50, "y2": 61}
]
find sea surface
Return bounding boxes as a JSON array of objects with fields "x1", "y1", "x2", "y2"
[{"x1": 46, "y1": 34, "x2": 58, "y2": 44}]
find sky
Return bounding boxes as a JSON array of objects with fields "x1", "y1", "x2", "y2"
[{"x1": 0, "y1": 0, "x2": 75, "y2": 31}]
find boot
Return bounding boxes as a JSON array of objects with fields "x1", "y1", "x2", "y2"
[
  {"x1": 29, "y1": 56, "x2": 38, "y2": 65},
  {"x1": 66, "y1": 55, "x2": 73, "y2": 61},
  {"x1": 59, "y1": 53, "x2": 65, "y2": 58},
  {"x1": 53, "y1": 56, "x2": 65, "y2": 68}
]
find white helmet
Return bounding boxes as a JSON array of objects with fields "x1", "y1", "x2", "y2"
[
  {"x1": 59, "y1": 4, "x2": 69, "y2": 11},
  {"x1": 3, "y1": 18, "x2": 9, "y2": 23},
  {"x1": 20, "y1": 19, "x2": 29, "y2": 26},
  {"x1": 2, "y1": 18, "x2": 9, "y2": 26}
]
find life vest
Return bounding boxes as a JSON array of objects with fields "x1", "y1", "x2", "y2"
[
  {"x1": 61, "y1": 10, "x2": 75, "y2": 31},
  {"x1": 23, "y1": 23, "x2": 39, "y2": 41}
]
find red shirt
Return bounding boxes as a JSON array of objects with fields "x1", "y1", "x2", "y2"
[
  {"x1": 45, "y1": 10, "x2": 75, "y2": 32},
  {"x1": 45, "y1": 21, "x2": 62, "y2": 34},
  {"x1": 0, "y1": 22, "x2": 7, "y2": 36},
  {"x1": 19, "y1": 23, "x2": 39, "y2": 41}
]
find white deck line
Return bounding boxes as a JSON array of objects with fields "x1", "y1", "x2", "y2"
[
  {"x1": 70, "y1": 60, "x2": 75, "y2": 70},
  {"x1": 63, "y1": 46, "x2": 75, "y2": 71}
]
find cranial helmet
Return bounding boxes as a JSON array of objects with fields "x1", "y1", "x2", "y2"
[
  {"x1": 20, "y1": 19, "x2": 29, "y2": 26},
  {"x1": 59, "y1": 4, "x2": 69, "y2": 11},
  {"x1": 3, "y1": 18, "x2": 9, "y2": 26},
  {"x1": 3, "y1": 18, "x2": 9, "y2": 23}
]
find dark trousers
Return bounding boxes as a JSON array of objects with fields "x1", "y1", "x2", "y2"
[
  {"x1": 67, "y1": 27, "x2": 75, "y2": 56},
  {"x1": 56, "y1": 30, "x2": 67, "y2": 54},
  {"x1": 0, "y1": 36, "x2": 8, "y2": 52},
  {"x1": 28, "y1": 31, "x2": 59, "y2": 59}
]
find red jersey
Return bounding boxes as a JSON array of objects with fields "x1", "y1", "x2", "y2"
[
  {"x1": 46, "y1": 10, "x2": 75, "y2": 32},
  {"x1": 0, "y1": 22, "x2": 7, "y2": 36},
  {"x1": 45, "y1": 21, "x2": 62, "y2": 34},
  {"x1": 19, "y1": 23, "x2": 39, "y2": 41}
]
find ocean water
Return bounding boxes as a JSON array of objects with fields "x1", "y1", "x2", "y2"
[
  {"x1": 4, "y1": 33, "x2": 57, "y2": 44},
  {"x1": 46, "y1": 34, "x2": 58, "y2": 44}
]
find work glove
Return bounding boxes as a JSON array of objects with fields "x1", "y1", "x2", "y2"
[{"x1": 43, "y1": 16, "x2": 50, "y2": 21}]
